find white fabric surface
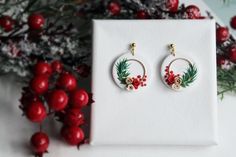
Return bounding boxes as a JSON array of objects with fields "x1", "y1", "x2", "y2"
[{"x1": 90, "y1": 20, "x2": 218, "y2": 145}]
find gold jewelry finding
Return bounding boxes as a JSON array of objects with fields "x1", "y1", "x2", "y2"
[
  {"x1": 168, "y1": 44, "x2": 176, "y2": 56},
  {"x1": 130, "y1": 43, "x2": 136, "y2": 56}
]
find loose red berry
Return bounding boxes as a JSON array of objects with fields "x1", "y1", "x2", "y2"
[
  {"x1": 30, "y1": 75, "x2": 49, "y2": 95},
  {"x1": 230, "y1": 16, "x2": 236, "y2": 30},
  {"x1": 30, "y1": 132, "x2": 49, "y2": 153},
  {"x1": 57, "y1": 73, "x2": 77, "y2": 91},
  {"x1": 47, "y1": 90, "x2": 68, "y2": 111},
  {"x1": 20, "y1": 91, "x2": 40, "y2": 107},
  {"x1": 34, "y1": 61, "x2": 52, "y2": 76},
  {"x1": 64, "y1": 108, "x2": 85, "y2": 126},
  {"x1": 185, "y1": 5, "x2": 201, "y2": 19},
  {"x1": 51, "y1": 60, "x2": 63, "y2": 73},
  {"x1": 136, "y1": 10, "x2": 149, "y2": 19},
  {"x1": 107, "y1": 1, "x2": 121, "y2": 15},
  {"x1": 165, "y1": 0, "x2": 179, "y2": 12},
  {"x1": 0, "y1": 16, "x2": 14, "y2": 32},
  {"x1": 217, "y1": 55, "x2": 226, "y2": 66},
  {"x1": 61, "y1": 126, "x2": 84, "y2": 145},
  {"x1": 216, "y1": 27, "x2": 229, "y2": 43},
  {"x1": 77, "y1": 64, "x2": 90, "y2": 78},
  {"x1": 28, "y1": 13, "x2": 45, "y2": 30},
  {"x1": 26, "y1": 101, "x2": 46, "y2": 123},
  {"x1": 228, "y1": 45, "x2": 236, "y2": 63},
  {"x1": 70, "y1": 89, "x2": 89, "y2": 108}
]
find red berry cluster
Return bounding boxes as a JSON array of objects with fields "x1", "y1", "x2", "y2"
[
  {"x1": 19, "y1": 60, "x2": 91, "y2": 157},
  {"x1": 164, "y1": 66, "x2": 179, "y2": 85},
  {"x1": 0, "y1": 13, "x2": 45, "y2": 33},
  {"x1": 133, "y1": 75, "x2": 147, "y2": 89}
]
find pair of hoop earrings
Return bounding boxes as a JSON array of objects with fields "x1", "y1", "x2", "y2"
[{"x1": 112, "y1": 43, "x2": 197, "y2": 91}]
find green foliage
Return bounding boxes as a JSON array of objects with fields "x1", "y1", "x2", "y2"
[
  {"x1": 217, "y1": 67, "x2": 236, "y2": 99},
  {"x1": 181, "y1": 64, "x2": 197, "y2": 87},
  {"x1": 115, "y1": 58, "x2": 130, "y2": 84}
]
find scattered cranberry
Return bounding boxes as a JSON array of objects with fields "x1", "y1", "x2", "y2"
[
  {"x1": 228, "y1": 45, "x2": 236, "y2": 63},
  {"x1": 51, "y1": 60, "x2": 63, "y2": 73},
  {"x1": 47, "y1": 90, "x2": 68, "y2": 111},
  {"x1": 216, "y1": 27, "x2": 229, "y2": 43},
  {"x1": 185, "y1": 5, "x2": 201, "y2": 19},
  {"x1": 61, "y1": 126, "x2": 84, "y2": 145},
  {"x1": 26, "y1": 101, "x2": 46, "y2": 123},
  {"x1": 165, "y1": 0, "x2": 179, "y2": 12},
  {"x1": 34, "y1": 61, "x2": 52, "y2": 76},
  {"x1": 217, "y1": 55, "x2": 226, "y2": 66},
  {"x1": 136, "y1": 10, "x2": 149, "y2": 19},
  {"x1": 57, "y1": 73, "x2": 77, "y2": 91},
  {"x1": 230, "y1": 16, "x2": 236, "y2": 29},
  {"x1": 107, "y1": 1, "x2": 121, "y2": 15},
  {"x1": 0, "y1": 16, "x2": 14, "y2": 32},
  {"x1": 64, "y1": 108, "x2": 85, "y2": 127},
  {"x1": 77, "y1": 64, "x2": 90, "y2": 78},
  {"x1": 30, "y1": 75, "x2": 49, "y2": 95},
  {"x1": 28, "y1": 13, "x2": 45, "y2": 30},
  {"x1": 30, "y1": 132, "x2": 49, "y2": 154},
  {"x1": 70, "y1": 89, "x2": 89, "y2": 108}
]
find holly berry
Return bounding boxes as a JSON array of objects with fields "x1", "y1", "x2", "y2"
[
  {"x1": 30, "y1": 132, "x2": 49, "y2": 153},
  {"x1": 57, "y1": 73, "x2": 77, "y2": 91},
  {"x1": 217, "y1": 55, "x2": 226, "y2": 66},
  {"x1": 61, "y1": 126, "x2": 84, "y2": 145},
  {"x1": 136, "y1": 10, "x2": 149, "y2": 19},
  {"x1": 216, "y1": 27, "x2": 229, "y2": 43},
  {"x1": 28, "y1": 13, "x2": 45, "y2": 30},
  {"x1": 64, "y1": 108, "x2": 85, "y2": 126},
  {"x1": 26, "y1": 101, "x2": 46, "y2": 123},
  {"x1": 165, "y1": 0, "x2": 179, "y2": 12},
  {"x1": 228, "y1": 45, "x2": 236, "y2": 63},
  {"x1": 230, "y1": 16, "x2": 236, "y2": 29},
  {"x1": 47, "y1": 90, "x2": 68, "y2": 111},
  {"x1": 20, "y1": 91, "x2": 40, "y2": 107},
  {"x1": 51, "y1": 60, "x2": 63, "y2": 73},
  {"x1": 107, "y1": 1, "x2": 121, "y2": 15},
  {"x1": 30, "y1": 75, "x2": 49, "y2": 95},
  {"x1": 185, "y1": 5, "x2": 201, "y2": 19},
  {"x1": 77, "y1": 64, "x2": 90, "y2": 78},
  {"x1": 70, "y1": 89, "x2": 89, "y2": 108},
  {"x1": 0, "y1": 16, "x2": 14, "y2": 32},
  {"x1": 34, "y1": 61, "x2": 52, "y2": 76}
]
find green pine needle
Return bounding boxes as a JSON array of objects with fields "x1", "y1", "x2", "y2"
[
  {"x1": 115, "y1": 58, "x2": 130, "y2": 84},
  {"x1": 181, "y1": 64, "x2": 197, "y2": 87},
  {"x1": 217, "y1": 67, "x2": 236, "y2": 98}
]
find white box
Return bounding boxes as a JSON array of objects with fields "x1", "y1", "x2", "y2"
[{"x1": 90, "y1": 20, "x2": 218, "y2": 146}]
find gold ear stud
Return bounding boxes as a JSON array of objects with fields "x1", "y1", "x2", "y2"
[{"x1": 130, "y1": 43, "x2": 136, "y2": 56}]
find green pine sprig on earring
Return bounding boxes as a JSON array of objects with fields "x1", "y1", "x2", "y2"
[
  {"x1": 181, "y1": 64, "x2": 197, "y2": 87},
  {"x1": 116, "y1": 58, "x2": 130, "y2": 84}
]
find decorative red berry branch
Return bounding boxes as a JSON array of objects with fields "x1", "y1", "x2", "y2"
[{"x1": 19, "y1": 60, "x2": 93, "y2": 157}]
